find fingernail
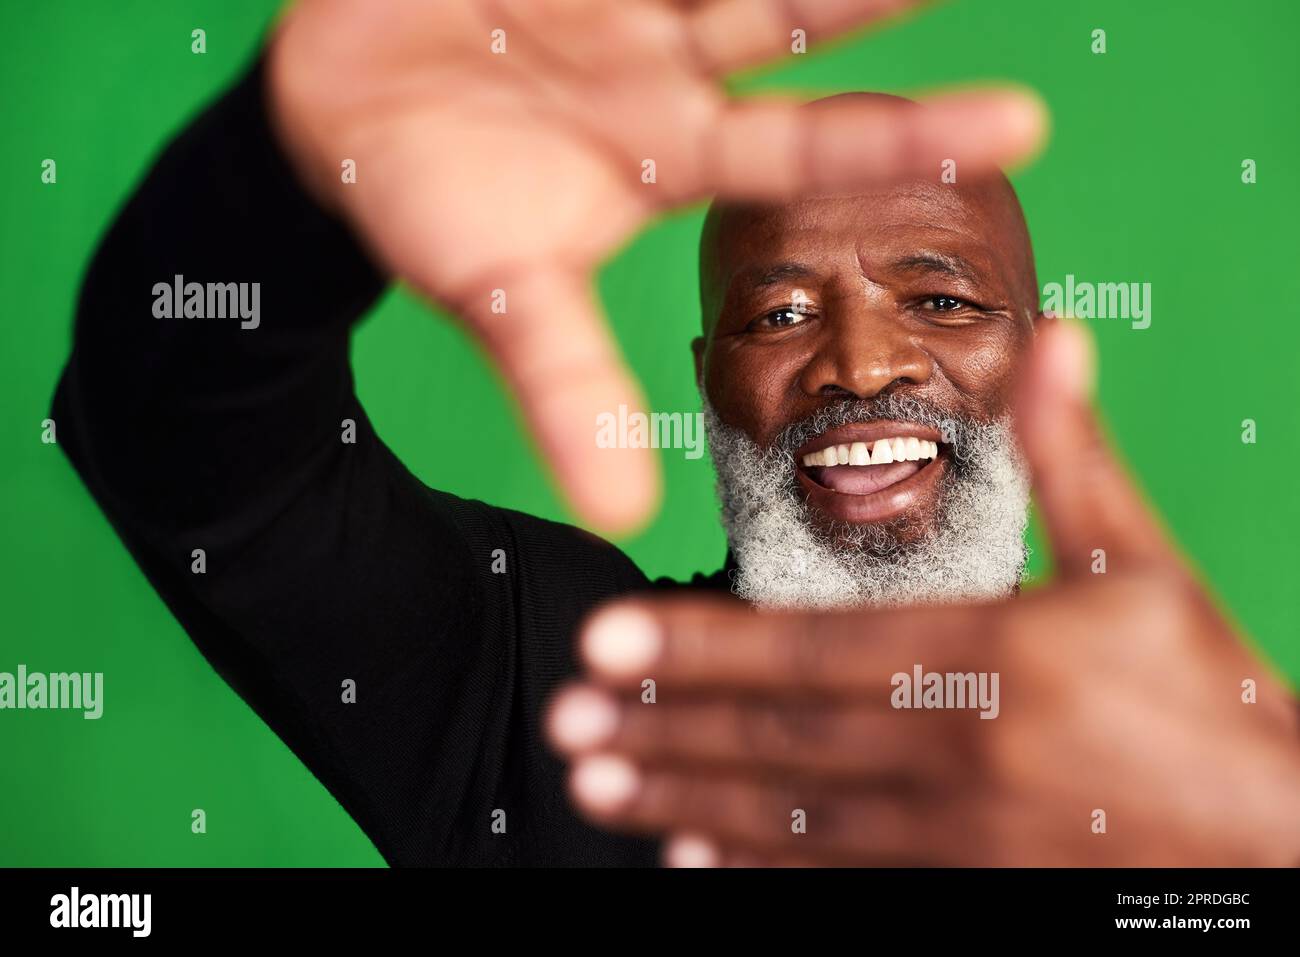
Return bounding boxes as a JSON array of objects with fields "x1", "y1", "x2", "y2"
[
  {"x1": 664, "y1": 833, "x2": 721, "y2": 869},
  {"x1": 571, "y1": 755, "x2": 640, "y2": 812},
  {"x1": 550, "y1": 687, "x2": 620, "y2": 751},
  {"x1": 927, "y1": 88, "x2": 1049, "y2": 164},
  {"x1": 1047, "y1": 319, "x2": 1095, "y2": 401},
  {"x1": 1002, "y1": 88, "x2": 1050, "y2": 153},
  {"x1": 583, "y1": 606, "x2": 661, "y2": 677},
  {"x1": 964, "y1": 89, "x2": 1050, "y2": 161}
]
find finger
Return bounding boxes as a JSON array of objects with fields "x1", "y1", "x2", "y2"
[
  {"x1": 577, "y1": 597, "x2": 996, "y2": 695},
  {"x1": 661, "y1": 832, "x2": 726, "y2": 867},
  {"x1": 662, "y1": 832, "x2": 824, "y2": 867},
  {"x1": 569, "y1": 755, "x2": 955, "y2": 863},
  {"x1": 701, "y1": 88, "x2": 1047, "y2": 203},
  {"x1": 547, "y1": 683, "x2": 961, "y2": 782},
  {"x1": 453, "y1": 268, "x2": 661, "y2": 534},
  {"x1": 1016, "y1": 319, "x2": 1177, "y2": 576},
  {"x1": 687, "y1": 0, "x2": 923, "y2": 76}
]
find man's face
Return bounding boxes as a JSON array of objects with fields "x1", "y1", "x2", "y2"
[
  {"x1": 694, "y1": 179, "x2": 1041, "y2": 607},
  {"x1": 697, "y1": 180, "x2": 1039, "y2": 543}
]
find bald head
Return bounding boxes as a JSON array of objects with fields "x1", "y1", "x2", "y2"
[{"x1": 698, "y1": 92, "x2": 1038, "y2": 334}]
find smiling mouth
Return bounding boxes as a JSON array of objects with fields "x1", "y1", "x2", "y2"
[{"x1": 799, "y1": 434, "x2": 943, "y2": 497}]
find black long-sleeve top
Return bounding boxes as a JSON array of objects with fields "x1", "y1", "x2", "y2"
[{"x1": 51, "y1": 57, "x2": 732, "y2": 867}]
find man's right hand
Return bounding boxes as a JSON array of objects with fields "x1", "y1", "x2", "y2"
[{"x1": 267, "y1": 0, "x2": 1047, "y2": 533}]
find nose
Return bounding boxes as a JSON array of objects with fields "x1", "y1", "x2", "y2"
[{"x1": 797, "y1": 297, "x2": 934, "y2": 399}]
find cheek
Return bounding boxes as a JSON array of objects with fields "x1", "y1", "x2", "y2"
[
  {"x1": 705, "y1": 341, "x2": 806, "y2": 445},
  {"x1": 931, "y1": 324, "x2": 1028, "y2": 413}
]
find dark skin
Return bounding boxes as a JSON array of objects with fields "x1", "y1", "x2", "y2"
[
  {"x1": 267, "y1": 0, "x2": 1300, "y2": 865},
  {"x1": 545, "y1": 170, "x2": 1300, "y2": 867},
  {"x1": 693, "y1": 162, "x2": 1039, "y2": 537}
]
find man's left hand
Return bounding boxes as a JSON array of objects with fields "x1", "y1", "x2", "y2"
[{"x1": 546, "y1": 322, "x2": 1300, "y2": 866}]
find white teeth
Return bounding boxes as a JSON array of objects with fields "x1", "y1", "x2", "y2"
[{"x1": 802, "y1": 435, "x2": 939, "y2": 467}]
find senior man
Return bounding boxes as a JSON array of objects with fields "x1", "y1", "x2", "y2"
[{"x1": 52, "y1": 0, "x2": 1300, "y2": 866}]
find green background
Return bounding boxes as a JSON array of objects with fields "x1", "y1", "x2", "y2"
[{"x1": 1, "y1": 0, "x2": 1296, "y2": 866}]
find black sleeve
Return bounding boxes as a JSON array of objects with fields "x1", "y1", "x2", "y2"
[{"x1": 51, "y1": 55, "x2": 657, "y2": 867}]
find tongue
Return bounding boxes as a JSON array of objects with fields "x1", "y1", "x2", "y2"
[{"x1": 812, "y1": 461, "x2": 922, "y2": 495}]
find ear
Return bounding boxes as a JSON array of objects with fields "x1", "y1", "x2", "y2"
[{"x1": 691, "y1": 335, "x2": 706, "y2": 387}]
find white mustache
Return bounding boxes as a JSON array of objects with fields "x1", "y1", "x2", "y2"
[
  {"x1": 703, "y1": 397, "x2": 1030, "y2": 611},
  {"x1": 771, "y1": 395, "x2": 981, "y2": 465}
]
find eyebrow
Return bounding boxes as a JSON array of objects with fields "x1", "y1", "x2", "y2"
[
  {"x1": 747, "y1": 262, "x2": 820, "y2": 287},
  {"x1": 890, "y1": 251, "x2": 986, "y2": 283}
]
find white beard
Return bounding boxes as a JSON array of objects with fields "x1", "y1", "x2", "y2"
[{"x1": 703, "y1": 395, "x2": 1030, "y2": 610}]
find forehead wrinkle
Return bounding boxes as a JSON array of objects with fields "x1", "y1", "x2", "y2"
[
  {"x1": 869, "y1": 220, "x2": 983, "y2": 240},
  {"x1": 752, "y1": 262, "x2": 819, "y2": 286},
  {"x1": 886, "y1": 250, "x2": 993, "y2": 287}
]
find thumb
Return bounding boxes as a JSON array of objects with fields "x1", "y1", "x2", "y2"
[{"x1": 1015, "y1": 319, "x2": 1175, "y2": 577}]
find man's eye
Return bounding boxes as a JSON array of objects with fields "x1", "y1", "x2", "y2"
[
  {"x1": 923, "y1": 295, "x2": 970, "y2": 312},
  {"x1": 754, "y1": 308, "x2": 812, "y2": 330}
]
